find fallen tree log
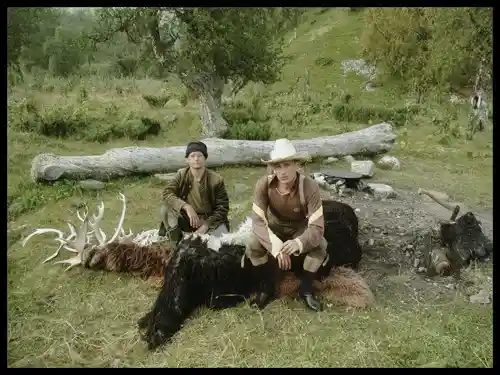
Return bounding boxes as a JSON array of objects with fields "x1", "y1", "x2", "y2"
[{"x1": 30, "y1": 122, "x2": 396, "y2": 183}]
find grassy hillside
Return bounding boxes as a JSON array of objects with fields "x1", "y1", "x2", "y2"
[{"x1": 7, "y1": 8, "x2": 492, "y2": 367}]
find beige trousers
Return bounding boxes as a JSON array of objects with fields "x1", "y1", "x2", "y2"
[
  {"x1": 160, "y1": 203, "x2": 229, "y2": 236},
  {"x1": 245, "y1": 229, "x2": 328, "y2": 273}
]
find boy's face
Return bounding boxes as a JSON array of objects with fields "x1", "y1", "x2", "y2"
[
  {"x1": 271, "y1": 161, "x2": 299, "y2": 184},
  {"x1": 187, "y1": 151, "x2": 206, "y2": 169}
]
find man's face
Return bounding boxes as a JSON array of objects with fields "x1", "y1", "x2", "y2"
[
  {"x1": 187, "y1": 151, "x2": 206, "y2": 169},
  {"x1": 272, "y1": 161, "x2": 299, "y2": 184}
]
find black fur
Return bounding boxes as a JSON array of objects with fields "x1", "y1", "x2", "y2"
[
  {"x1": 138, "y1": 199, "x2": 362, "y2": 350},
  {"x1": 318, "y1": 200, "x2": 361, "y2": 277},
  {"x1": 441, "y1": 212, "x2": 492, "y2": 266},
  {"x1": 137, "y1": 239, "x2": 255, "y2": 350}
]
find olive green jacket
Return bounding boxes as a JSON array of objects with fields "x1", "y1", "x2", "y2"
[{"x1": 162, "y1": 167, "x2": 230, "y2": 231}]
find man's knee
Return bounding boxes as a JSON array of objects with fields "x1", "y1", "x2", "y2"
[
  {"x1": 319, "y1": 237, "x2": 328, "y2": 252},
  {"x1": 245, "y1": 234, "x2": 269, "y2": 266},
  {"x1": 303, "y1": 239, "x2": 328, "y2": 273},
  {"x1": 160, "y1": 203, "x2": 178, "y2": 228},
  {"x1": 208, "y1": 224, "x2": 229, "y2": 237}
]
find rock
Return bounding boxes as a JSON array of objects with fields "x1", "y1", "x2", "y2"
[
  {"x1": 325, "y1": 156, "x2": 339, "y2": 164},
  {"x1": 154, "y1": 173, "x2": 177, "y2": 182},
  {"x1": 341, "y1": 187, "x2": 355, "y2": 196},
  {"x1": 377, "y1": 155, "x2": 401, "y2": 170},
  {"x1": 470, "y1": 289, "x2": 491, "y2": 304},
  {"x1": 78, "y1": 179, "x2": 105, "y2": 190},
  {"x1": 165, "y1": 114, "x2": 178, "y2": 125},
  {"x1": 342, "y1": 155, "x2": 355, "y2": 163},
  {"x1": 351, "y1": 160, "x2": 374, "y2": 177},
  {"x1": 364, "y1": 82, "x2": 376, "y2": 92},
  {"x1": 366, "y1": 183, "x2": 396, "y2": 199}
]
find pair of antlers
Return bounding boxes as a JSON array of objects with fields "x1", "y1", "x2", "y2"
[{"x1": 22, "y1": 193, "x2": 131, "y2": 271}]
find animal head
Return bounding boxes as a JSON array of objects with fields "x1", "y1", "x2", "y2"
[{"x1": 22, "y1": 193, "x2": 137, "y2": 271}]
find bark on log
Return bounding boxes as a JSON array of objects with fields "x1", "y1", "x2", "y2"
[{"x1": 30, "y1": 122, "x2": 396, "y2": 183}]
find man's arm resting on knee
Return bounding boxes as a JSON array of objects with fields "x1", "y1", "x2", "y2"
[
  {"x1": 251, "y1": 177, "x2": 283, "y2": 258},
  {"x1": 295, "y1": 182, "x2": 325, "y2": 254},
  {"x1": 162, "y1": 169, "x2": 187, "y2": 214},
  {"x1": 205, "y1": 178, "x2": 230, "y2": 229}
]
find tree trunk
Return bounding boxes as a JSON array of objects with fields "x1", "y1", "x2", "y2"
[
  {"x1": 182, "y1": 72, "x2": 228, "y2": 137},
  {"x1": 30, "y1": 122, "x2": 396, "y2": 183},
  {"x1": 197, "y1": 88, "x2": 228, "y2": 137}
]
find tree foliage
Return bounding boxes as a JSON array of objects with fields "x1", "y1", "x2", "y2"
[
  {"x1": 360, "y1": 7, "x2": 492, "y2": 94},
  {"x1": 92, "y1": 7, "x2": 302, "y2": 90},
  {"x1": 7, "y1": 7, "x2": 61, "y2": 68},
  {"x1": 8, "y1": 7, "x2": 98, "y2": 75}
]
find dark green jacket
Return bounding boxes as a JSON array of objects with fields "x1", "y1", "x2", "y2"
[{"x1": 162, "y1": 167, "x2": 230, "y2": 231}]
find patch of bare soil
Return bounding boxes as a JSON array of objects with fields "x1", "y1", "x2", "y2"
[{"x1": 322, "y1": 187, "x2": 493, "y2": 304}]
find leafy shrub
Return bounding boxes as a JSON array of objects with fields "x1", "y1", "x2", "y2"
[
  {"x1": 223, "y1": 121, "x2": 271, "y2": 141},
  {"x1": 112, "y1": 56, "x2": 139, "y2": 77},
  {"x1": 314, "y1": 57, "x2": 334, "y2": 67},
  {"x1": 331, "y1": 103, "x2": 420, "y2": 128},
  {"x1": 222, "y1": 97, "x2": 272, "y2": 140},
  {"x1": 142, "y1": 94, "x2": 171, "y2": 108},
  {"x1": 9, "y1": 98, "x2": 163, "y2": 143},
  {"x1": 360, "y1": 8, "x2": 492, "y2": 94}
]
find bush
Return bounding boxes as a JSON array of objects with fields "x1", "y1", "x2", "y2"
[
  {"x1": 112, "y1": 56, "x2": 139, "y2": 77},
  {"x1": 314, "y1": 57, "x2": 334, "y2": 67},
  {"x1": 360, "y1": 8, "x2": 492, "y2": 94},
  {"x1": 331, "y1": 103, "x2": 420, "y2": 128},
  {"x1": 221, "y1": 96, "x2": 272, "y2": 140},
  {"x1": 9, "y1": 98, "x2": 163, "y2": 143},
  {"x1": 142, "y1": 94, "x2": 171, "y2": 108},
  {"x1": 223, "y1": 120, "x2": 271, "y2": 141}
]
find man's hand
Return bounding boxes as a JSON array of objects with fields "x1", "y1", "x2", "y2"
[
  {"x1": 277, "y1": 252, "x2": 291, "y2": 270},
  {"x1": 195, "y1": 221, "x2": 209, "y2": 235},
  {"x1": 183, "y1": 204, "x2": 200, "y2": 228},
  {"x1": 281, "y1": 240, "x2": 300, "y2": 256}
]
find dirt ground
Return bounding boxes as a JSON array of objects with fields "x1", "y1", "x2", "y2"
[{"x1": 320, "y1": 186, "x2": 494, "y2": 305}]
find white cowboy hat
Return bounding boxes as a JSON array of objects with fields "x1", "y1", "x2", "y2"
[{"x1": 261, "y1": 138, "x2": 311, "y2": 164}]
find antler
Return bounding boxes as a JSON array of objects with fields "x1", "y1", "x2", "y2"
[
  {"x1": 53, "y1": 217, "x2": 90, "y2": 271},
  {"x1": 107, "y1": 193, "x2": 127, "y2": 244},
  {"x1": 23, "y1": 193, "x2": 130, "y2": 271},
  {"x1": 88, "y1": 201, "x2": 107, "y2": 245},
  {"x1": 59, "y1": 193, "x2": 128, "y2": 270},
  {"x1": 118, "y1": 227, "x2": 134, "y2": 242}
]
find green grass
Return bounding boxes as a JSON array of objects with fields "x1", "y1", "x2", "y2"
[{"x1": 7, "y1": 8, "x2": 492, "y2": 367}]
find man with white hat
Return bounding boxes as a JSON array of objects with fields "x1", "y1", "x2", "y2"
[{"x1": 245, "y1": 138, "x2": 328, "y2": 312}]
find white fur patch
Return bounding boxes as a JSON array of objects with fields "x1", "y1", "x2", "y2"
[
  {"x1": 131, "y1": 229, "x2": 168, "y2": 247},
  {"x1": 181, "y1": 217, "x2": 254, "y2": 251},
  {"x1": 121, "y1": 217, "x2": 255, "y2": 250}
]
